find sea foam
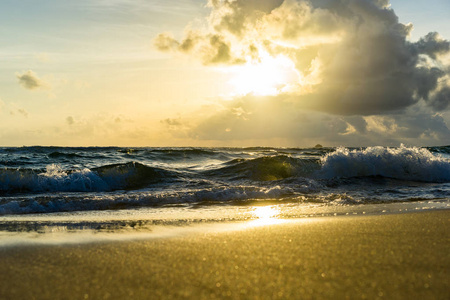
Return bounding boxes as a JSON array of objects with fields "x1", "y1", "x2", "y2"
[
  {"x1": 318, "y1": 145, "x2": 450, "y2": 182},
  {"x1": 0, "y1": 162, "x2": 176, "y2": 194}
]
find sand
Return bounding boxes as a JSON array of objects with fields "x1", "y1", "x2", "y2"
[{"x1": 0, "y1": 210, "x2": 449, "y2": 299}]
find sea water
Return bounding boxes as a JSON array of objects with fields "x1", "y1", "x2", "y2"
[{"x1": 1, "y1": 145, "x2": 449, "y2": 244}]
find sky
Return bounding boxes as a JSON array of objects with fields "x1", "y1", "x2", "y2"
[{"x1": 0, "y1": 0, "x2": 449, "y2": 147}]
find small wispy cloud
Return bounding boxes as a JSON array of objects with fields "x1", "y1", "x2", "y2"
[
  {"x1": 16, "y1": 70, "x2": 50, "y2": 90},
  {"x1": 8, "y1": 105, "x2": 29, "y2": 118},
  {"x1": 66, "y1": 116, "x2": 75, "y2": 125},
  {"x1": 17, "y1": 108, "x2": 29, "y2": 118}
]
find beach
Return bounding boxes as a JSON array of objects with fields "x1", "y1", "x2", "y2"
[
  {"x1": 2, "y1": 0, "x2": 450, "y2": 298},
  {"x1": 0, "y1": 210, "x2": 448, "y2": 300}
]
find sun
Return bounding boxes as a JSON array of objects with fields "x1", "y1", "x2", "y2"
[{"x1": 227, "y1": 53, "x2": 299, "y2": 96}]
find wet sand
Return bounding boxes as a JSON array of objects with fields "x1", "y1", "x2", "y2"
[{"x1": 0, "y1": 210, "x2": 449, "y2": 299}]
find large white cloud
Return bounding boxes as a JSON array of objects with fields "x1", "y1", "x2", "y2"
[{"x1": 155, "y1": 0, "x2": 450, "y2": 145}]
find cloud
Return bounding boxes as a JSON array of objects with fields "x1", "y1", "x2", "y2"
[
  {"x1": 415, "y1": 32, "x2": 450, "y2": 60},
  {"x1": 16, "y1": 70, "x2": 50, "y2": 90},
  {"x1": 154, "y1": 32, "x2": 180, "y2": 52},
  {"x1": 155, "y1": 0, "x2": 450, "y2": 146},
  {"x1": 161, "y1": 118, "x2": 183, "y2": 127},
  {"x1": 17, "y1": 109, "x2": 28, "y2": 118},
  {"x1": 155, "y1": 0, "x2": 450, "y2": 116},
  {"x1": 208, "y1": 0, "x2": 285, "y2": 36},
  {"x1": 8, "y1": 105, "x2": 29, "y2": 118},
  {"x1": 154, "y1": 31, "x2": 244, "y2": 65},
  {"x1": 174, "y1": 95, "x2": 450, "y2": 146},
  {"x1": 66, "y1": 116, "x2": 75, "y2": 125}
]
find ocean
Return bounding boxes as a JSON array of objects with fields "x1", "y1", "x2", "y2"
[{"x1": 1, "y1": 145, "x2": 449, "y2": 244}]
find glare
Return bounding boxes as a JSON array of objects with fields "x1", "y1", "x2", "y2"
[
  {"x1": 227, "y1": 53, "x2": 299, "y2": 96},
  {"x1": 249, "y1": 206, "x2": 286, "y2": 226}
]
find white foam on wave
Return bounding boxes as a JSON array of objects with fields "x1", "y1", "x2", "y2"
[
  {"x1": 0, "y1": 164, "x2": 109, "y2": 193},
  {"x1": 40, "y1": 164, "x2": 110, "y2": 191},
  {"x1": 318, "y1": 145, "x2": 450, "y2": 182}
]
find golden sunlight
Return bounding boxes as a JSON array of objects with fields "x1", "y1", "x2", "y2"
[
  {"x1": 249, "y1": 206, "x2": 286, "y2": 226},
  {"x1": 227, "y1": 54, "x2": 299, "y2": 96}
]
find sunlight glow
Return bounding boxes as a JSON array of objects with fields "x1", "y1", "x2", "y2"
[
  {"x1": 227, "y1": 53, "x2": 299, "y2": 96},
  {"x1": 249, "y1": 206, "x2": 286, "y2": 226}
]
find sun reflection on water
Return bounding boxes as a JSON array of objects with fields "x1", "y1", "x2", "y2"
[{"x1": 249, "y1": 206, "x2": 286, "y2": 226}]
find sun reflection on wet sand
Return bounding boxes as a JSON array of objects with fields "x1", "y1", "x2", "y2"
[{"x1": 248, "y1": 206, "x2": 287, "y2": 227}]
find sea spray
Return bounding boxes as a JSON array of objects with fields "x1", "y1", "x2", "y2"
[{"x1": 318, "y1": 145, "x2": 450, "y2": 182}]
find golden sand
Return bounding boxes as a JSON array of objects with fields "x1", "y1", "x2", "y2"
[{"x1": 0, "y1": 210, "x2": 448, "y2": 299}]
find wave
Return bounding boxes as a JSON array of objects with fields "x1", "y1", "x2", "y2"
[
  {"x1": 1, "y1": 145, "x2": 449, "y2": 210},
  {"x1": 48, "y1": 151, "x2": 84, "y2": 159},
  {"x1": 318, "y1": 146, "x2": 450, "y2": 182},
  {"x1": 0, "y1": 184, "x2": 297, "y2": 215},
  {"x1": 202, "y1": 146, "x2": 450, "y2": 183},
  {"x1": 205, "y1": 155, "x2": 321, "y2": 181},
  {"x1": 203, "y1": 146, "x2": 450, "y2": 183},
  {"x1": 427, "y1": 145, "x2": 450, "y2": 155},
  {"x1": 1, "y1": 183, "x2": 444, "y2": 216},
  {"x1": 0, "y1": 183, "x2": 377, "y2": 216},
  {"x1": 93, "y1": 162, "x2": 176, "y2": 189},
  {"x1": 0, "y1": 162, "x2": 177, "y2": 194}
]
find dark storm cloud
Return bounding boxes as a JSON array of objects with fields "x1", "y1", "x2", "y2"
[
  {"x1": 415, "y1": 32, "x2": 450, "y2": 60},
  {"x1": 428, "y1": 86, "x2": 450, "y2": 111}
]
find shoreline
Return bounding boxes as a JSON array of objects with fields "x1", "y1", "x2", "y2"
[
  {"x1": 0, "y1": 201, "x2": 448, "y2": 248},
  {"x1": 1, "y1": 210, "x2": 449, "y2": 299}
]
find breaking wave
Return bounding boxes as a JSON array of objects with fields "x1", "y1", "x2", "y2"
[
  {"x1": 318, "y1": 146, "x2": 450, "y2": 182},
  {"x1": 0, "y1": 162, "x2": 177, "y2": 194}
]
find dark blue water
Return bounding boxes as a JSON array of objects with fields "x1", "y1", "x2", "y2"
[{"x1": 1, "y1": 145, "x2": 450, "y2": 216}]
